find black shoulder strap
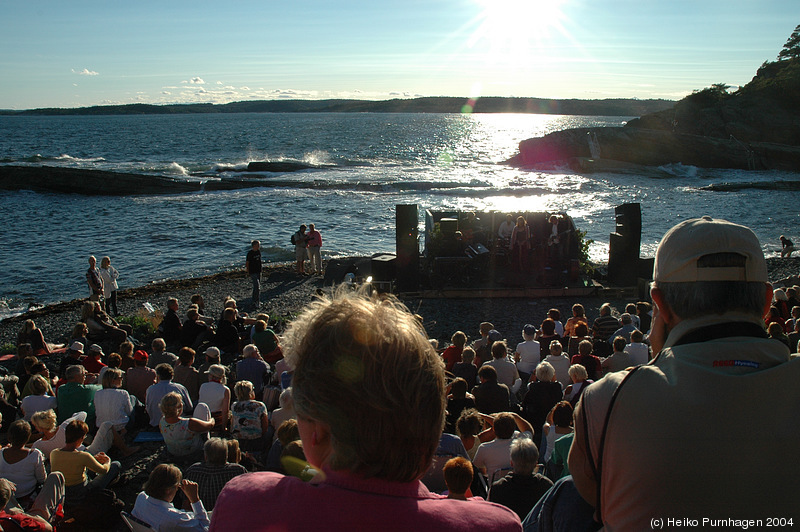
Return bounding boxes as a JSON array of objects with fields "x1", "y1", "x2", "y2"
[{"x1": 581, "y1": 364, "x2": 643, "y2": 524}]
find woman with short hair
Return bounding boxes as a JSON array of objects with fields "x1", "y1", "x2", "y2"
[
  {"x1": 230, "y1": 380, "x2": 270, "y2": 453},
  {"x1": 132, "y1": 463, "x2": 210, "y2": 531},
  {"x1": 0, "y1": 420, "x2": 46, "y2": 506},
  {"x1": 94, "y1": 368, "x2": 139, "y2": 457},
  {"x1": 20, "y1": 375, "x2": 57, "y2": 422},
  {"x1": 159, "y1": 393, "x2": 214, "y2": 460}
]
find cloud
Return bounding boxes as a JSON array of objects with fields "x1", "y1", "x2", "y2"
[
  {"x1": 190, "y1": 77, "x2": 205, "y2": 84},
  {"x1": 72, "y1": 68, "x2": 99, "y2": 76},
  {"x1": 239, "y1": 86, "x2": 250, "y2": 91},
  {"x1": 162, "y1": 91, "x2": 171, "y2": 95},
  {"x1": 216, "y1": 81, "x2": 223, "y2": 85}
]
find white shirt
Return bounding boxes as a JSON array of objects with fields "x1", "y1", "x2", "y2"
[
  {"x1": 21, "y1": 394, "x2": 58, "y2": 421},
  {"x1": 497, "y1": 221, "x2": 515, "y2": 240},
  {"x1": 473, "y1": 431, "x2": 532, "y2": 480},
  {"x1": 514, "y1": 341, "x2": 541, "y2": 374},
  {"x1": 624, "y1": 342, "x2": 650, "y2": 366},
  {"x1": 544, "y1": 354, "x2": 571, "y2": 388},
  {"x1": 484, "y1": 358, "x2": 519, "y2": 389},
  {"x1": 94, "y1": 388, "x2": 134, "y2": 429},
  {"x1": 132, "y1": 492, "x2": 210, "y2": 532},
  {"x1": 198, "y1": 381, "x2": 227, "y2": 413}
]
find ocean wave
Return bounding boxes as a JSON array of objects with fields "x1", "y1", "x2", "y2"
[
  {"x1": 166, "y1": 162, "x2": 189, "y2": 176},
  {"x1": 657, "y1": 162, "x2": 698, "y2": 177},
  {"x1": 54, "y1": 153, "x2": 107, "y2": 163},
  {"x1": 0, "y1": 299, "x2": 41, "y2": 321}
]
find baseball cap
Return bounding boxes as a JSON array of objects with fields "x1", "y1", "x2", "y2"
[
  {"x1": 133, "y1": 350, "x2": 149, "y2": 362},
  {"x1": 88, "y1": 344, "x2": 104, "y2": 355},
  {"x1": 69, "y1": 341, "x2": 84, "y2": 353},
  {"x1": 204, "y1": 346, "x2": 221, "y2": 359},
  {"x1": 654, "y1": 216, "x2": 767, "y2": 283}
]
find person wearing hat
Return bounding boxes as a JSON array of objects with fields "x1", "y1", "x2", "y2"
[
  {"x1": 535, "y1": 217, "x2": 800, "y2": 530},
  {"x1": 58, "y1": 342, "x2": 86, "y2": 379},
  {"x1": 82, "y1": 344, "x2": 107, "y2": 375},
  {"x1": 199, "y1": 347, "x2": 229, "y2": 382},
  {"x1": 125, "y1": 350, "x2": 158, "y2": 404}
]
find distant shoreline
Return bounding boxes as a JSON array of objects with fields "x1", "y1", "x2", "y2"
[{"x1": 0, "y1": 96, "x2": 674, "y2": 117}]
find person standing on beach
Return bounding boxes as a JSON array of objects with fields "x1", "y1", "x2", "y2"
[
  {"x1": 245, "y1": 240, "x2": 262, "y2": 309},
  {"x1": 780, "y1": 235, "x2": 795, "y2": 257},
  {"x1": 86, "y1": 256, "x2": 104, "y2": 304},
  {"x1": 292, "y1": 225, "x2": 309, "y2": 275},
  {"x1": 99, "y1": 256, "x2": 119, "y2": 316},
  {"x1": 306, "y1": 224, "x2": 323, "y2": 275}
]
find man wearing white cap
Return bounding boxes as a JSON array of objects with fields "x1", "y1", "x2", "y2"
[
  {"x1": 58, "y1": 342, "x2": 86, "y2": 378},
  {"x1": 543, "y1": 217, "x2": 800, "y2": 529}
]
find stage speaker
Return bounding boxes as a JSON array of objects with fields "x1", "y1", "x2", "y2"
[
  {"x1": 371, "y1": 254, "x2": 396, "y2": 282},
  {"x1": 439, "y1": 218, "x2": 458, "y2": 234},
  {"x1": 396, "y1": 204, "x2": 419, "y2": 291},
  {"x1": 608, "y1": 203, "x2": 642, "y2": 286}
]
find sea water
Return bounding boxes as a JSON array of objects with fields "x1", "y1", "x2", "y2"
[{"x1": 1, "y1": 112, "x2": 798, "y2": 315}]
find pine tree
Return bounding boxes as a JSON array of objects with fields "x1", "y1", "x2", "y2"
[{"x1": 777, "y1": 24, "x2": 800, "y2": 61}]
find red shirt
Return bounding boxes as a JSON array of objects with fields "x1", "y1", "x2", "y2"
[
  {"x1": 441, "y1": 346, "x2": 463, "y2": 372},
  {"x1": 0, "y1": 511, "x2": 49, "y2": 532}
]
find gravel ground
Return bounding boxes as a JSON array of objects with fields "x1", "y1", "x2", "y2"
[{"x1": 1, "y1": 256, "x2": 798, "y2": 527}]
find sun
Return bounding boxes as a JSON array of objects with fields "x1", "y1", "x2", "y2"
[{"x1": 469, "y1": 0, "x2": 569, "y2": 63}]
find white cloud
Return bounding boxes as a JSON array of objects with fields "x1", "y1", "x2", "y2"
[
  {"x1": 239, "y1": 86, "x2": 250, "y2": 91},
  {"x1": 72, "y1": 68, "x2": 99, "y2": 76},
  {"x1": 216, "y1": 81, "x2": 223, "y2": 85},
  {"x1": 162, "y1": 91, "x2": 171, "y2": 95},
  {"x1": 190, "y1": 77, "x2": 205, "y2": 84}
]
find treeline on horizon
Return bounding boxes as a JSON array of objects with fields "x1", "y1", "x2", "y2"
[{"x1": 0, "y1": 96, "x2": 674, "y2": 117}]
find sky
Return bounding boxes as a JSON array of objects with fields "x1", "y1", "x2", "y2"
[{"x1": 0, "y1": 0, "x2": 798, "y2": 109}]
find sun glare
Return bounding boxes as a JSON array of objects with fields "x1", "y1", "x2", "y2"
[{"x1": 470, "y1": 0, "x2": 569, "y2": 64}]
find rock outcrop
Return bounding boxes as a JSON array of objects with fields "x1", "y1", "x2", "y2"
[{"x1": 508, "y1": 58, "x2": 800, "y2": 171}]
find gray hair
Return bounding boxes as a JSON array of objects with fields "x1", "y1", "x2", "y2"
[
  {"x1": 653, "y1": 280, "x2": 767, "y2": 320},
  {"x1": 620, "y1": 313, "x2": 632, "y2": 325},
  {"x1": 279, "y1": 387, "x2": 294, "y2": 410},
  {"x1": 568, "y1": 364, "x2": 588, "y2": 381},
  {"x1": 204, "y1": 437, "x2": 229, "y2": 465},
  {"x1": 510, "y1": 436, "x2": 539, "y2": 475},
  {"x1": 243, "y1": 344, "x2": 259, "y2": 358},
  {"x1": 65, "y1": 365, "x2": 85, "y2": 381},
  {"x1": 535, "y1": 361, "x2": 555, "y2": 382},
  {"x1": 208, "y1": 364, "x2": 226, "y2": 384}
]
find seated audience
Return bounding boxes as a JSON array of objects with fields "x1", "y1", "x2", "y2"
[
  {"x1": 441, "y1": 331, "x2": 467, "y2": 372},
  {"x1": 543, "y1": 341, "x2": 571, "y2": 389},
  {"x1": 0, "y1": 421, "x2": 46, "y2": 505},
  {"x1": 160, "y1": 298, "x2": 183, "y2": 349},
  {"x1": 473, "y1": 412, "x2": 534, "y2": 481},
  {"x1": 534, "y1": 319, "x2": 561, "y2": 357},
  {"x1": 602, "y1": 336, "x2": 634, "y2": 374},
  {"x1": 547, "y1": 309, "x2": 564, "y2": 337},
  {"x1": 235, "y1": 344, "x2": 270, "y2": 399},
  {"x1": 132, "y1": 464, "x2": 210, "y2": 532},
  {"x1": 513, "y1": 324, "x2": 540, "y2": 384},
  {"x1": 58, "y1": 343, "x2": 86, "y2": 379},
  {"x1": 126, "y1": 349, "x2": 158, "y2": 403},
  {"x1": 0, "y1": 475, "x2": 65, "y2": 532},
  {"x1": 269, "y1": 387, "x2": 296, "y2": 432},
  {"x1": 564, "y1": 364, "x2": 593, "y2": 407},
  {"x1": 185, "y1": 438, "x2": 247, "y2": 510},
  {"x1": 624, "y1": 329, "x2": 650, "y2": 365},
  {"x1": 471, "y1": 365, "x2": 510, "y2": 415},
  {"x1": 484, "y1": 340, "x2": 519, "y2": 390},
  {"x1": 182, "y1": 308, "x2": 214, "y2": 350},
  {"x1": 17, "y1": 320, "x2": 54, "y2": 356},
  {"x1": 20, "y1": 375, "x2": 57, "y2": 422},
  {"x1": 564, "y1": 304, "x2": 588, "y2": 337},
  {"x1": 520, "y1": 362, "x2": 563, "y2": 450},
  {"x1": 31, "y1": 410, "x2": 113, "y2": 460},
  {"x1": 159, "y1": 392, "x2": 214, "y2": 462},
  {"x1": 230, "y1": 380, "x2": 270, "y2": 454},
  {"x1": 146, "y1": 363, "x2": 194, "y2": 427},
  {"x1": 173, "y1": 347, "x2": 202, "y2": 405},
  {"x1": 49, "y1": 419, "x2": 120, "y2": 505},
  {"x1": 444, "y1": 378, "x2": 475, "y2": 435},
  {"x1": 56, "y1": 365, "x2": 101, "y2": 425},
  {"x1": 443, "y1": 457, "x2": 473, "y2": 500},
  {"x1": 198, "y1": 365, "x2": 231, "y2": 432},
  {"x1": 210, "y1": 289, "x2": 522, "y2": 530},
  {"x1": 251, "y1": 319, "x2": 283, "y2": 365},
  {"x1": 570, "y1": 340, "x2": 602, "y2": 381},
  {"x1": 542, "y1": 401, "x2": 573, "y2": 463},
  {"x1": 456, "y1": 409, "x2": 493, "y2": 461},
  {"x1": 215, "y1": 308, "x2": 242, "y2": 355},
  {"x1": 566, "y1": 322, "x2": 591, "y2": 357},
  {"x1": 451, "y1": 347, "x2": 479, "y2": 385},
  {"x1": 94, "y1": 368, "x2": 140, "y2": 457},
  {"x1": 608, "y1": 312, "x2": 639, "y2": 344},
  {"x1": 147, "y1": 337, "x2": 178, "y2": 369},
  {"x1": 489, "y1": 437, "x2": 553, "y2": 520},
  {"x1": 82, "y1": 344, "x2": 107, "y2": 375}
]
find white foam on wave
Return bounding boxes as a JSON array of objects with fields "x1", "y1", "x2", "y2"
[
  {"x1": 303, "y1": 150, "x2": 332, "y2": 166},
  {"x1": 54, "y1": 153, "x2": 106, "y2": 163},
  {"x1": 212, "y1": 162, "x2": 249, "y2": 172},
  {"x1": 167, "y1": 162, "x2": 189, "y2": 176},
  {"x1": 0, "y1": 300, "x2": 40, "y2": 321},
  {"x1": 658, "y1": 162, "x2": 698, "y2": 177}
]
